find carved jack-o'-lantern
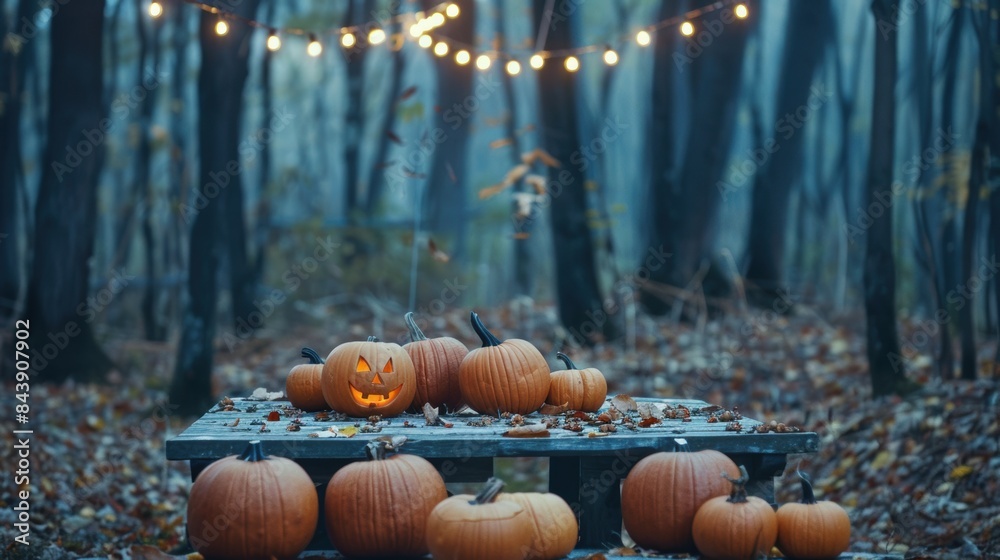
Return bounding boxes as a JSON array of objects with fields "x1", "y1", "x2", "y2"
[{"x1": 322, "y1": 336, "x2": 416, "y2": 417}]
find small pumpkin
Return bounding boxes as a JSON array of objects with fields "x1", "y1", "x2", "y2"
[
  {"x1": 621, "y1": 439, "x2": 741, "y2": 552},
  {"x1": 776, "y1": 471, "x2": 851, "y2": 559},
  {"x1": 325, "y1": 441, "x2": 447, "y2": 558},
  {"x1": 458, "y1": 311, "x2": 550, "y2": 415},
  {"x1": 497, "y1": 492, "x2": 577, "y2": 560},
  {"x1": 286, "y1": 347, "x2": 328, "y2": 411},
  {"x1": 403, "y1": 311, "x2": 469, "y2": 413},
  {"x1": 186, "y1": 440, "x2": 318, "y2": 560},
  {"x1": 692, "y1": 465, "x2": 778, "y2": 560},
  {"x1": 545, "y1": 352, "x2": 607, "y2": 412},
  {"x1": 426, "y1": 477, "x2": 534, "y2": 560},
  {"x1": 322, "y1": 336, "x2": 416, "y2": 417}
]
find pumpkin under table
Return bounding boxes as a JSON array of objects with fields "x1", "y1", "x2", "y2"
[{"x1": 167, "y1": 397, "x2": 819, "y2": 554}]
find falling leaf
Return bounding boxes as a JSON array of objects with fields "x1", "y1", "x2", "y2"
[
  {"x1": 402, "y1": 167, "x2": 426, "y2": 179},
  {"x1": 525, "y1": 174, "x2": 547, "y2": 194},
  {"x1": 610, "y1": 394, "x2": 637, "y2": 413},
  {"x1": 538, "y1": 402, "x2": 570, "y2": 415},
  {"x1": 490, "y1": 137, "x2": 514, "y2": 149},
  {"x1": 521, "y1": 147, "x2": 560, "y2": 168},
  {"x1": 503, "y1": 424, "x2": 549, "y2": 438},
  {"x1": 512, "y1": 232, "x2": 531, "y2": 240},
  {"x1": 397, "y1": 85, "x2": 418, "y2": 101},
  {"x1": 428, "y1": 239, "x2": 450, "y2": 262},
  {"x1": 386, "y1": 130, "x2": 404, "y2": 145},
  {"x1": 514, "y1": 123, "x2": 536, "y2": 136}
]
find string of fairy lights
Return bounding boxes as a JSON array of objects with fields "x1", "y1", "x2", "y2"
[{"x1": 147, "y1": 0, "x2": 749, "y2": 73}]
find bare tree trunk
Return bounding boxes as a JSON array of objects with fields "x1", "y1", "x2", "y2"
[
  {"x1": 171, "y1": 5, "x2": 259, "y2": 415},
  {"x1": 167, "y1": 0, "x2": 191, "y2": 332},
  {"x1": 990, "y1": 0, "x2": 1000, "y2": 375},
  {"x1": 27, "y1": 0, "x2": 112, "y2": 383},
  {"x1": 252, "y1": 0, "x2": 277, "y2": 287}
]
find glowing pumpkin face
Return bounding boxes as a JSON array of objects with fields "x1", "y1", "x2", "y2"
[{"x1": 323, "y1": 337, "x2": 416, "y2": 417}]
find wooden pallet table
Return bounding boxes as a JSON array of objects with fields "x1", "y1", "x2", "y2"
[{"x1": 167, "y1": 397, "x2": 819, "y2": 551}]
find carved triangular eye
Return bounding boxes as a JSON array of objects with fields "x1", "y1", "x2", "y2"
[
  {"x1": 357, "y1": 356, "x2": 371, "y2": 372},
  {"x1": 382, "y1": 358, "x2": 393, "y2": 373}
]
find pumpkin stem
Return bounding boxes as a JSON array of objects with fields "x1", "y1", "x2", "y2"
[
  {"x1": 555, "y1": 352, "x2": 577, "y2": 369},
  {"x1": 365, "y1": 440, "x2": 388, "y2": 461},
  {"x1": 300, "y1": 347, "x2": 325, "y2": 365},
  {"x1": 367, "y1": 336, "x2": 380, "y2": 342},
  {"x1": 470, "y1": 476, "x2": 505, "y2": 505},
  {"x1": 470, "y1": 311, "x2": 502, "y2": 347},
  {"x1": 404, "y1": 312, "x2": 428, "y2": 342},
  {"x1": 722, "y1": 464, "x2": 751, "y2": 503},
  {"x1": 797, "y1": 470, "x2": 817, "y2": 504},
  {"x1": 239, "y1": 440, "x2": 268, "y2": 462}
]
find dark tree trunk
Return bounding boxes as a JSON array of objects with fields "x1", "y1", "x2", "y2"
[
  {"x1": 533, "y1": 0, "x2": 616, "y2": 344},
  {"x1": 744, "y1": 0, "x2": 831, "y2": 305},
  {"x1": 167, "y1": 0, "x2": 191, "y2": 326},
  {"x1": 171, "y1": 5, "x2": 259, "y2": 415},
  {"x1": 365, "y1": 31, "x2": 403, "y2": 216},
  {"x1": 422, "y1": 0, "x2": 474, "y2": 257},
  {"x1": 864, "y1": 0, "x2": 913, "y2": 397},
  {"x1": 27, "y1": 0, "x2": 113, "y2": 383},
  {"x1": 253, "y1": 0, "x2": 277, "y2": 287},
  {"x1": 959, "y1": 123, "x2": 984, "y2": 380},
  {"x1": 0, "y1": 0, "x2": 35, "y2": 320},
  {"x1": 990, "y1": 0, "x2": 1000, "y2": 375},
  {"x1": 344, "y1": 0, "x2": 371, "y2": 218}
]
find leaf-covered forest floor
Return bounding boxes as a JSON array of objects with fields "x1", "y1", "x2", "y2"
[{"x1": 2, "y1": 303, "x2": 998, "y2": 559}]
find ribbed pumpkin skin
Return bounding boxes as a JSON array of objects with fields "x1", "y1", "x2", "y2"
[
  {"x1": 426, "y1": 494, "x2": 534, "y2": 560},
  {"x1": 776, "y1": 501, "x2": 851, "y2": 558},
  {"x1": 621, "y1": 450, "x2": 740, "y2": 551},
  {"x1": 498, "y1": 493, "x2": 578, "y2": 560},
  {"x1": 325, "y1": 454, "x2": 446, "y2": 558},
  {"x1": 322, "y1": 340, "x2": 416, "y2": 417},
  {"x1": 692, "y1": 494, "x2": 778, "y2": 560},
  {"x1": 187, "y1": 455, "x2": 318, "y2": 560},
  {"x1": 546, "y1": 368, "x2": 607, "y2": 412},
  {"x1": 404, "y1": 337, "x2": 468, "y2": 412},
  {"x1": 459, "y1": 339, "x2": 551, "y2": 415},
  {"x1": 286, "y1": 363, "x2": 327, "y2": 411}
]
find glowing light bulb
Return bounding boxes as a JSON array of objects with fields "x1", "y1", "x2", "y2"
[
  {"x1": 476, "y1": 54, "x2": 491, "y2": 70},
  {"x1": 434, "y1": 41, "x2": 449, "y2": 56},
  {"x1": 529, "y1": 54, "x2": 544, "y2": 69},
  {"x1": 455, "y1": 49, "x2": 470, "y2": 65},
  {"x1": 735, "y1": 3, "x2": 749, "y2": 18},
  {"x1": 215, "y1": 20, "x2": 229, "y2": 36},
  {"x1": 409, "y1": 23, "x2": 423, "y2": 37},
  {"x1": 564, "y1": 56, "x2": 579, "y2": 72},
  {"x1": 506, "y1": 60, "x2": 521, "y2": 75},
  {"x1": 636, "y1": 30, "x2": 651, "y2": 46},
  {"x1": 445, "y1": 3, "x2": 460, "y2": 17},
  {"x1": 307, "y1": 37, "x2": 323, "y2": 57},
  {"x1": 266, "y1": 32, "x2": 281, "y2": 51},
  {"x1": 418, "y1": 34, "x2": 432, "y2": 48},
  {"x1": 429, "y1": 12, "x2": 445, "y2": 27},
  {"x1": 603, "y1": 48, "x2": 618, "y2": 65},
  {"x1": 369, "y1": 28, "x2": 386, "y2": 45},
  {"x1": 148, "y1": 1, "x2": 163, "y2": 18},
  {"x1": 680, "y1": 21, "x2": 694, "y2": 36},
  {"x1": 341, "y1": 32, "x2": 357, "y2": 48}
]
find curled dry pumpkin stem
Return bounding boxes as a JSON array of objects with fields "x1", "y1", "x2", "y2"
[
  {"x1": 722, "y1": 464, "x2": 751, "y2": 503},
  {"x1": 364, "y1": 440, "x2": 388, "y2": 461},
  {"x1": 470, "y1": 311, "x2": 502, "y2": 347},
  {"x1": 367, "y1": 336, "x2": 380, "y2": 342},
  {"x1": 239, "y1": 440, "x2": 268, "y2": 462},
  {"x1": 404, "y1": 312, "x2": 428, "y2": 342},
  {"x1": 469, "y1": 476, "x2": 506, "y2": 505},
  {"x1": 300, "y1": 347, "x2": 325, "y2": 365},
  {"x1": 796, "y1": 469, "x2": 818, "y2": 504},
  {"x1": 555, "y1": 352, "x2": 577, "y2": 369}
]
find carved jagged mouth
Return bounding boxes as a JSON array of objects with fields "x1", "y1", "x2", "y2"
[{"x1": 349, "y1": 383, "x2": 402, "y2": 407}]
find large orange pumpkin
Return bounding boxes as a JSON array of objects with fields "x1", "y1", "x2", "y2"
[
  {"x1": 458, "y1": 311, "x2": 550, "y2": 415},
  {"x1": 322, "y1": 336, "x2": 416, "y2": 417},
  {"x1": 403, "y1": 312, "x2": 468, "y2": 413},
  {"x1": 621, "y1": 440, "x2": 740, "y2": 552},
  {"x1": 286, "y1": 347, "x2": 328, "y2": 411},
  {"x1": 186, "y1": 440, "x2": 318, "y2": 560},
  {"x1": 426, "y1": 477, "x2": 534, "y2": 560},
  {"x1": 692, "y1": 465, "x2": 778, "y2": 560},
  {"x1": 776, "y1": 471, "x2": 851, "y2": 559},
  {"x1": 325, "y1": 441, "x2": 447, "y2": 558},
  {"x1": 545, "y1": 352, "x2": 607, "y2": 412},
  {"x1": 497, "y1": 492, "x2": 577, "y2": 560}
]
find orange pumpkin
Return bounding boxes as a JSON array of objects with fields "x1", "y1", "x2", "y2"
[
  {"x1": 186, "y1": 440, "x2": 318, "y2": 560},
  {"x1": 403, "y1": 312, "x2": 468, "y2": 413},
  {"x1": 693, "y1": 465, "x2": 778, "y2": 560},
  {"x1": 459, "y1": 312, "x2": 550, "y2": 415},
  {"x1": 776, "y1": 471, "x2": 851, "y2": 559},
  {"x1": 286, "y1": 348, "x2": 328, "y2": 411},
  {"x1": 325, "y1": 441, "x2": 447, "y2": 558},
  {"x1": 545, "y1": 352, "x2": 607, "y2": 412},
  {"x1": 497, "y1": 492, "x2": 577, "y2": 560},
  {"x1": 426, "y1": 477, "x2": 534, "y2": 560},
  {"x1": 621, "y1": 440, "x2": 740, "y2": 551},
  {"x1": 322, "y1": 336, "x2": 416, "y2": 417}
]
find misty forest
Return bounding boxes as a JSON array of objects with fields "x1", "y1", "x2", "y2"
[{"x1": 1, "y1": 0, "x2": 999, "y2": 558}]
